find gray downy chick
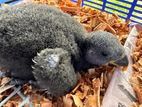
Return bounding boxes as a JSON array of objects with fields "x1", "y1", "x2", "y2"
[{"x1": 0, "y1": 3, "x2": 128, "y2": 96}]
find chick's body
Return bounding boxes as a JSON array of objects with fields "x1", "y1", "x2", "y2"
[
  {"x1": 0, "y1": 4, "x2": 86, "y2": 80},
  {"x1": 0, "y1": 3, "x2": 128, "y2": 96}
]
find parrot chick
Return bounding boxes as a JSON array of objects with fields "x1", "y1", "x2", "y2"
[{"x1": 0, "y1": 3, "x2": 128, "y2": 97}]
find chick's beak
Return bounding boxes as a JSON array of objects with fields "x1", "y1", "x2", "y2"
[{"x1": 109, "y1": 55, "x2": 129, "y2": 66}]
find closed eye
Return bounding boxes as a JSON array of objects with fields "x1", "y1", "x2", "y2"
[
  {"x1": 101, "y1": 52, "x2": 108, "y2": 57},
  {"x1": 89, "y1": 50, "x2": 94, "y2": 54}
]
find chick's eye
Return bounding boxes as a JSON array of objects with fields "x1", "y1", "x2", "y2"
[
  {"x1": 101, "y1": 52, "x2": 108, "y2": 57},
  {"x1": 89, "y1": 50, "x2": 94, "y2": 54}
]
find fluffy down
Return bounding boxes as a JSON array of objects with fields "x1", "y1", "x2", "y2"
[{"x1": 0, "y1": 3, "x2": 128, "y2": 96}]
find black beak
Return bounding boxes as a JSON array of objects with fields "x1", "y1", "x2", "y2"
[{"x1": 109, "y1": 55, "x2": 129, "y2": 66}]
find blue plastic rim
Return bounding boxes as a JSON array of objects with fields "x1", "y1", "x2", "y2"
[
  {"x1": 0, "y1": 0, "x2": 22, "y2": 6},
  {"x1": 0, "y1": 0, "x2": 8, "y2": 3},
  {"x1": 72, "y1": 0, "x2": 142, "y2": 25}
]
